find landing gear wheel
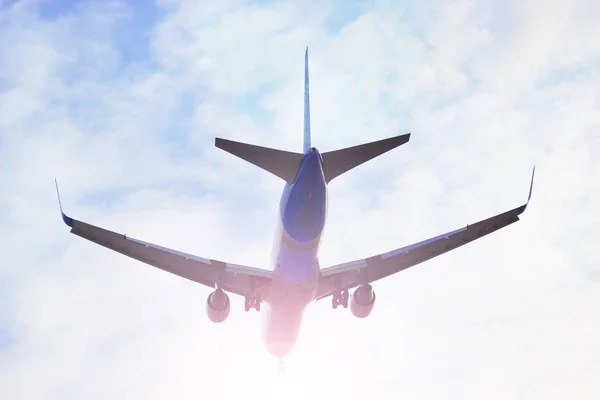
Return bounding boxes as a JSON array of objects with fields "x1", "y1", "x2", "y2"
[
  {"x1": 332, "y1": 289, "x2": 349, "y2": 309},
  {"x1": 341, "y1": 289, "x2": 349, "y2": 309},
  {"x1": 244, "y1": 294, "x2": 261, "y2": 312}
]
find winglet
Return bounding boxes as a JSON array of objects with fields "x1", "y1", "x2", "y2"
[
  {"x1": 518, "y1": 166, "x2": 535, "y2": 214},
  {"x1": 55, "y1": 179, "x2": 73, "y2": 227},
  {"x1": 528, "y1": 166, "x2": 535, "y2": 203}
]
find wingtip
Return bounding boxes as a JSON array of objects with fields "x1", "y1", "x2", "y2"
[
  {"x1": 395, "y1": 132, "x2": 411, "y2": 144},
  {"x1": 528, "y1": 165, "x2": 535, "y2": 203},
  {"x1": 54, "y1": 178, "x2": 61, "y2": 211},
  {"x1": 518, "y1": 166, "x2": 536, "y2": 215},
  {"x1": 54, "y1": 179, "x2": 73, "y2": 228},
  {"x1": 215, "y1": 137, "x2": 228, "y2": 150}
]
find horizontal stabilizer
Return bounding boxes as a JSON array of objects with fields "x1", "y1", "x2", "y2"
[
  {"x1": 321, "y1": 133, "x2": 411, "y2": 183},
  {"x1": 215, "y1": 138, "x2": 303, "y2": 184}
]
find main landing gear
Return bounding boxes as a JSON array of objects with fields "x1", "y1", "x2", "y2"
[
  {"x1": 332, "y1": 289, "x2": 349, "y2": 309},
  {"x1": 245, "y1": 293, "x2": 261, "y2": 312}
]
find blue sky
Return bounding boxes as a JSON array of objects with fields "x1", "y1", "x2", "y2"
[{"x1": 1, "y1": 0, "x2": 599, "y2": 399}]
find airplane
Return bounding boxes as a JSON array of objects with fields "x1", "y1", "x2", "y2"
[{"x1": 55, "y1": 48, "x2": 535, "y2": 366}]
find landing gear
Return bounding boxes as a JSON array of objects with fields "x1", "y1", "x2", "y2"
[
  {"x1": 245, "y1": 293, "x2": 261, "y2": 311},
  {"x1": 332, "y1": 289, "x2": 349, "y2": 309},
  {"x1": 277, "y1": 358, "x2": 286, "y2": 374}
]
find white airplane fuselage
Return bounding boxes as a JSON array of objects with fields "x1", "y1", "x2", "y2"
[{"x1": 262, "y1": 149, "x2": 327, "y2": 359}]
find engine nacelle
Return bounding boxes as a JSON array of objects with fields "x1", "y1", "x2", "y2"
[
  {"x1": 206, "y1": 288, "x2": 230, "y2": 323},
  {"x1": 350, "y1": 284, "x2": 376, "y2": 318}
]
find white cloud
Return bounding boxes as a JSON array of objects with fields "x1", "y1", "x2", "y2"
[{"x1": 1, "y1": 0, "x2": 599, "y2": 398}]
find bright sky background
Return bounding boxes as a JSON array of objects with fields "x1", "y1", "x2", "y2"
[{"x1": 1, "y1": 0, "x2": 599, "y2": 398}]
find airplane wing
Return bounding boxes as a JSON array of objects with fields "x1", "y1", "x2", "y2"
[
  {"x1": 55, "y1": 181, "x2": 272, "y2": 298},
  {"x1": 315, "y1": 168, "x2": 535, "y2": 300}
]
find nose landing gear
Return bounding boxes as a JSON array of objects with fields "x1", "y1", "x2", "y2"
[
  {"x1": 277, "y1": 358, "x2": 286, "y2": 374},
  {"x1": 332, "y1": 289, "x2": 349, "y2": 309}
]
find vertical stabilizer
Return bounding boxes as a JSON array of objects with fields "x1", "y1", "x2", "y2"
[{"x1": 303, "y1": 47, "x2": 311, "y2": 153}]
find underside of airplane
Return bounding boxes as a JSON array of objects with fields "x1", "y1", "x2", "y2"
[{"x1": 56, "y1": 48, "x2": 534, "y2": 361}]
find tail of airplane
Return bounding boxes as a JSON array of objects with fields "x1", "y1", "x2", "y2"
[
  {"x1": 215, "y1": 47, "x2": 410, "y2": 184},
  {"x1": 303, "y1": 47, "x2": 311, "y2": 154},
  {"x1": 320, "y1": 133, "x2": 410, "y2": 182},
  {"x1": 215, "y1": 138, "x2": 303, "y2": 184}
]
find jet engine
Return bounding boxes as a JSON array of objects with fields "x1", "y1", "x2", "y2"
[
  {"x1": 206, "y1": 288, "x2": 230, "y2": 323},
  {"x1": 350, "y1": 284, "x2": 376, "y2": 318}
]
